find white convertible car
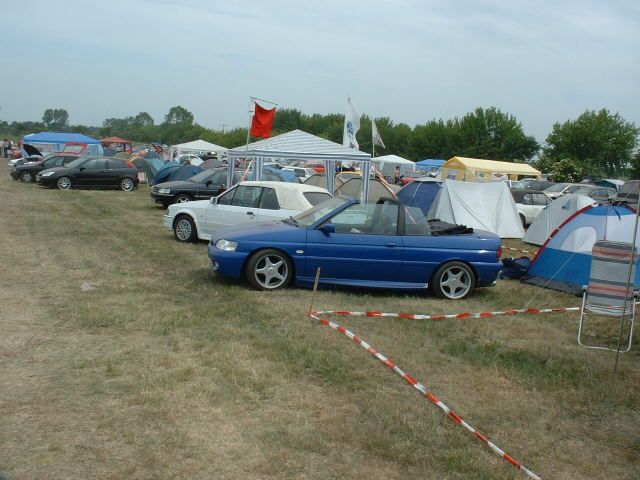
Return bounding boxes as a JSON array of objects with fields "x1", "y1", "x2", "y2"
[{"x1": 164, "y1": 180, "x2": 332, "y2": 242}]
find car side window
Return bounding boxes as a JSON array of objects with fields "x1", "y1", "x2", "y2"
[
  {"x1": 106, "y1": 159, "x2": 125, "y2": 169},
  {"x1": 522, "y1": 194, "x2": 532, "y2": 205},
  {"x1": 43, "y1": 157, "x2": 60, "y2": 168},
  {"x1": 531, "y1": 194, "x2": 548, "y2": 205},
  {"x1": 81, "y1": 159, "x2": 100, "y2": 169},
  {"x1": 231, "y1": 186, "x2": 262, "y2": 208},
  {"x1": 216, "y1": 188, "x2": 235, "y2": 205},
  {"x1": 328, "y1": 202, "x2": 399, "y2": 235},
  {"x1": 259, "y1": 188, "x2": 280, "y2": 210}
]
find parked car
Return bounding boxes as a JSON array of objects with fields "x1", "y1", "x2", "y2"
[
  {"x1": 208, "y1": 196, "x2": 502, "y2": 298},
  {"x1": 10, "y1": 153, "x2": 79, "y2": 182},
  {"x1": 282, "y1": 166, "x2": 316, "y2": 180},
  {"x1": 510, "y1": 189, "x2": 552, "y2": 226},
  {"x1": 571, "y1": 185, "x2": 616, "y2": 201},
  {"x1": 400, "y1": 171, "x2": 426, "y2": 186},
  {"x1": 512, "y1": 179, "x2": 554, "y2": 190},
  {"x1": 165, "y1": 181, "x2": 332, "y2": 242},
  {"x1": 36, "y1": 156, "x2": 139, "y2": 191},
  {"x1": 176, "y1": 153, "x2": 204, "y2": 165},
  {"x1": 151, "y1": 168, "x2": 283, "y2": 207},
  {"x1": 543, "y1": 182, "x2": 582, "y2": 199}
]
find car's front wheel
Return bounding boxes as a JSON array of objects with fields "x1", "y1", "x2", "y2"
[
  {"x1": 174, "y1": 194, "x2": 193, "y2": 204},
  {"x1": 20, "y1": 171, "x2": 34, "y2": 183},
  {"x1": 57, "y1": 176, "x2": 72, "y2": 190},
  {"x1": 246, "y1": 249, "x2": 293, "y2": 290},
  {"x1": 120, "y1": 177, "x2": 135, "y2": 191},
  {"x1": 173, "y1": 214, "x2": 197, "y2": 242},
  {"x1": 432, "y1": 261, "x2": 475, "y2": 299}
]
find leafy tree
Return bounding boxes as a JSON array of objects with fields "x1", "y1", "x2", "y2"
[
  {"x1": 164, "y1": 106, "x2": 194, "y2": 125},
  {"x1": 547, "y1": 157, "x2": 586, "y2": 182},
  {"x1": 543, "y1": 109, "x2": 639, "y2": 177},
  {"x1": 134, "y1": 112, "x2": 154, "y2": 126},
  {"x1": 42, "y1": 108, "x2": 69, "y2": 130}
]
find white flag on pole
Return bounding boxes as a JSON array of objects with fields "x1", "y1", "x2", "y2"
[
  {"x1": 372, "y1": 119, "x2": 386, "y2": 149},
  {"x1": 343, "y1": 97, "x2": 360, "y2": 150}
]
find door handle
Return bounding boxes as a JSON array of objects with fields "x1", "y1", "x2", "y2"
[
  {"x1": 246, "y1": 211, "x2": 254, "y2": 216},
  {"x1": 385, "y1": 242, "x2": 397, "y2": 247}
]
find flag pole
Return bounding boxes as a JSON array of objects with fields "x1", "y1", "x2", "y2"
[{"x1": 245, "y1": 97, "x2": 253, "y2": 151}]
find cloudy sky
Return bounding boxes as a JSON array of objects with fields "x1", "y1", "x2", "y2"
[{"x1": 2, "y1": 0, "x2": 638, "y2": 141}]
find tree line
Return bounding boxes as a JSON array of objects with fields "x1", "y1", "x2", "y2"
[{"x1": 1, "y1": 105, "x2": 638, "y2": 181}]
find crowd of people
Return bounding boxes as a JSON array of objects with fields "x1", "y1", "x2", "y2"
[{"x1": 1, "y1": 139, "x2": 13, "y2": 158}]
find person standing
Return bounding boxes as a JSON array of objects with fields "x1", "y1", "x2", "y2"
[
  {"x1": 393, "y1": 166, "x2": 401, "y2": 185},
  {"x1": 2, "y1": 139, "x2": 8, "y2": 158}
]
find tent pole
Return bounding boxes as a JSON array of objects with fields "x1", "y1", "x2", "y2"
[
  {"x1": 613, "y1": 204, "x2": 640, "y2": 372},
  {"x1": 245, "y1": 98, "x2": 254, "y2": 151}
]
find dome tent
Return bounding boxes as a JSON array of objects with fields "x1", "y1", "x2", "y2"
[{"x1": 523, "y1": 194, "x2": 595, "y2": 246}]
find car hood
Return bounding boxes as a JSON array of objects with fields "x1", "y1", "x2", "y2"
[
  {"x1": 213, "y1": 220, "x2": 303, "y2": 242},
  {"x1": 15, "y1": 159, "x2": 44, "y2": 169},
  {"x1": 154, "y1": 180, "x2": 201, "y2": 189},
  {"x1": 23, "y1": 144, "x2": 43, "y2": 157}
]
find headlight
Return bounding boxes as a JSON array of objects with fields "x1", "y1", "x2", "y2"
[
  {"x1": 215, "y1": 239, "x2": 237, "y2": 251},
  {"x1": 41, "y1": 171, "x2": 56, "y2": 177},
  {"x1": 158, "y1": 188, "x2": 171, "y2": 194}
]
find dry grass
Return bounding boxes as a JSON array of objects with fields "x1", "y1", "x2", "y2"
[{"x1": 0, "y1": 165, "x2": 638, "y2": 479}]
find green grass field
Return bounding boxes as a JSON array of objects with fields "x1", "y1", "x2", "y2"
[{"x1": 0, "y1": 166, "x2": 638, "y2": 479}]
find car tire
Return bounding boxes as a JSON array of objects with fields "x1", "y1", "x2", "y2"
[
  {"x1": 519, "y1": 214, "x2": 526, "y2": 228},
  {"x1": 57, "y1": 176, "x2": 72, "y2": 190},
  {"x1": 246, "y1": 249, "x2": 293, "y2": 291},
  {"x1": 175, "y1": 194, "x2": 193, "y2": 204},
  {"x1": 20, "y1": 171, "x2": 34, "y2": 183},
  {"x1": 173, "y1": 214, "x2": 197, "y2": 242},
  {"x1": 432, "y1": 261, "x2": 475, "y2": 300},
  {"x1": 120, "y1": 177, "x2": 135, "y2": 191}
]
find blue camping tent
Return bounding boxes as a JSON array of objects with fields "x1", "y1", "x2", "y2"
[
  {"x1": 150, "y1": 162, "x2": 181, "y2": 185},
  {"x1": 22, "y1": 132, "x2": 103, "y2": 157},
  {"x1": 524, "y1": 203, "x2": 640, "y2": 294},
  {"x1": 397, "y1": 179, "x2": 441, "y2": 215},
  {"x1": 264, "y1": 166, "x2": 299, "y2": 183},
  {"x1": 415, "y1": 159, "x2": 445, "y2": 172},
  {"x1": 167, "y1": 164, "x2": 203, "y2": 182}
]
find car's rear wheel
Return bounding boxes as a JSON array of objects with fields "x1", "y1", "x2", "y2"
[
  {"x1": 20, "y1": 171, "x2": 34, "y2": 183},
  {"x1": 432, "y1": 261, "x2": 475, "y2": 299},
  {"x1": 57, "y1": 176, "x2": 72, "y2": 190},
  {"x1": 246, "y1": 249, "x2": 292, "y2": 290},
  {"x1": 175, "y1": 194, "x2": 193, "y2": 203},
  {"x1": 120, "y1": 177, "x2": 135, "y2": 191},
  {"x1": 173, "y1": 215, "x2": 197, "y2": 242}
]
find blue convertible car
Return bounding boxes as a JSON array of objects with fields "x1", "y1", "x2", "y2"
[{"x1": 208, "y1": 197, "x2": 502, "y2": 299}]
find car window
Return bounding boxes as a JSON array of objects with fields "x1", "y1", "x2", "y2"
[
  {"x1": 231, "y1": 186, "x2": 262, "y2": 208},
  {"x1": 522, "y1": 194, "x2": 533, "y2": 205},
  {"x1": 43, "y1": 156, "x2": 63, "y2": 168},
  {"x1": 106, "y1": 159, "x2": 126, "y2": 169},
  {"x1": 328, "y1": 202, "x2": 399, "y2": 235},
  {"x1": 404, "y1": 206, "x2": 431, "y2": 235},
  {"x1": 259, "y1": 188, "x2": 280, "y2": 210},
  {"x1": 81, "y1": 158, "x2": 106, "y2": 169},
  {"x1": 531, "y1": 194, "x2": 549, "y2": 206},
  {"x1": 294, "y1": 168, "x2": 306, "y2": 177},
  {"x1": 303, "y1": 192, "x2": 332, "y2": 206},
  {"x1": 216, "y1": 187, "x2": 236, "y2": 205}
]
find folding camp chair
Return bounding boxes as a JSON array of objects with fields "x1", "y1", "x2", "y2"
[{"x1": 578, "y1": 240, "x2": 638, "y2": 352}]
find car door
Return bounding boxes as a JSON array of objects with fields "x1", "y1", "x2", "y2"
[
  {"x1": 305, "y1": 201, "x2": 403, "y2": 283},
  {"x1": 105, "y1": 159, "x2": 128, "y2": 187},
  {"x1": 201, "y1": 170, "x2": 228, "y2": 199},
  {"x1": 74, "y1": 158, "x2": 106, "y2": 186},
  {"x1": 203, "y1": 185, "x2": 263, "y2": 236}
]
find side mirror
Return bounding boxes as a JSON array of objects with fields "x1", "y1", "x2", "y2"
[
  {"x1": 210, "y1": 197, "x2": 218, "y2": 205},
  {"x1": 318, "y1": 223, "x2": 336, "y2": 235}
]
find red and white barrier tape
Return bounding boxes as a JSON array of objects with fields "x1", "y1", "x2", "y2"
[
  {"x1": 311, "y1": 306, "x2": 580, "y2": 320},
  {"x1": 310, "y1": 313, "x2": 542, "y2": 479},
  {"x1": 502, "y1": 246, "x2": 538, "y2": 256}
]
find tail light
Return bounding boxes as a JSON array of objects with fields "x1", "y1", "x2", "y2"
[{"x1": 497, "y1": 246, "x2": 503, "y2": 259}]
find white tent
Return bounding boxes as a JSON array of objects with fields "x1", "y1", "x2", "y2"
[
  {"x1": 169, "y1": 139, "x2": 227, "y2": 160},
  {"x1": 372, "y1": 154, "x2": 416, "y2": 176},
  {"x1": 428, "y1": 180, "x2": 524, "y2": 238},
  {"x1": 523, "y1": 194, "x2": 595, "y2": 246}
]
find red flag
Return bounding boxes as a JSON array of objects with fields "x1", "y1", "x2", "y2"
[{"x1": 250, "y1": 102, "x2": 276, "y2": 138}]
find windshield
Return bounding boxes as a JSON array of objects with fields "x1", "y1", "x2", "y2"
[
  {"x1": 189, "y1": 170, "x2": 216, "y2": 183},
  {"x1": 291, "y1": 197, "x2": 351, "y2": 227},
  {"x1": 65, "y1": 157, "x2": 89, "y2": 169},
  {"x1": 565, "y1": 185, "x2": 582, "y2": 194},
  {"x1": 545, "y1": 183, "x2": 570, "y2": 192}
]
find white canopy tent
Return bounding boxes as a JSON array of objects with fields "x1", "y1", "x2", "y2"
[
  {"x1": 428, "y1": 179, "x2": 524, "y2": 238},
  {"x1": 226, "y1": 130, "x2": 371, "y2": 197},
  {"x1": 373, "y1": 154, "x2": 416, "y2": 176},
  {"x1": 168, "y1": 139, "x2": 227, "y2": 160}
]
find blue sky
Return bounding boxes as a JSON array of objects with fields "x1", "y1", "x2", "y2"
[{"x1": 2, "y1": 0, "x2": 639, "y2": 141}]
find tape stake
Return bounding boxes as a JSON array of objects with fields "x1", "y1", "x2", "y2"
[{"x1": 310, "y1": 313, "x2": 542, "y2": 480}]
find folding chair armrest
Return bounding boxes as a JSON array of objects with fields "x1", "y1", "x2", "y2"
[{"x1": 582, "y1": 285, "x2": 588, "y2": 292}]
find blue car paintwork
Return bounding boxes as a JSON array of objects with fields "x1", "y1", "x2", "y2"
[{"x1": 208, "y1": 199, "x2": 502, "y2": 292}]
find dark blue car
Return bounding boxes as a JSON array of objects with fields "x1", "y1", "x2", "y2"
[{"x1": 208, "y1": 197, "x2": 502, "y2": 299}]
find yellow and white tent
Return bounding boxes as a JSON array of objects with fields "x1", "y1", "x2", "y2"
[{"x1": 441, "y1": 156, "x2": 541, "y2": 182}]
